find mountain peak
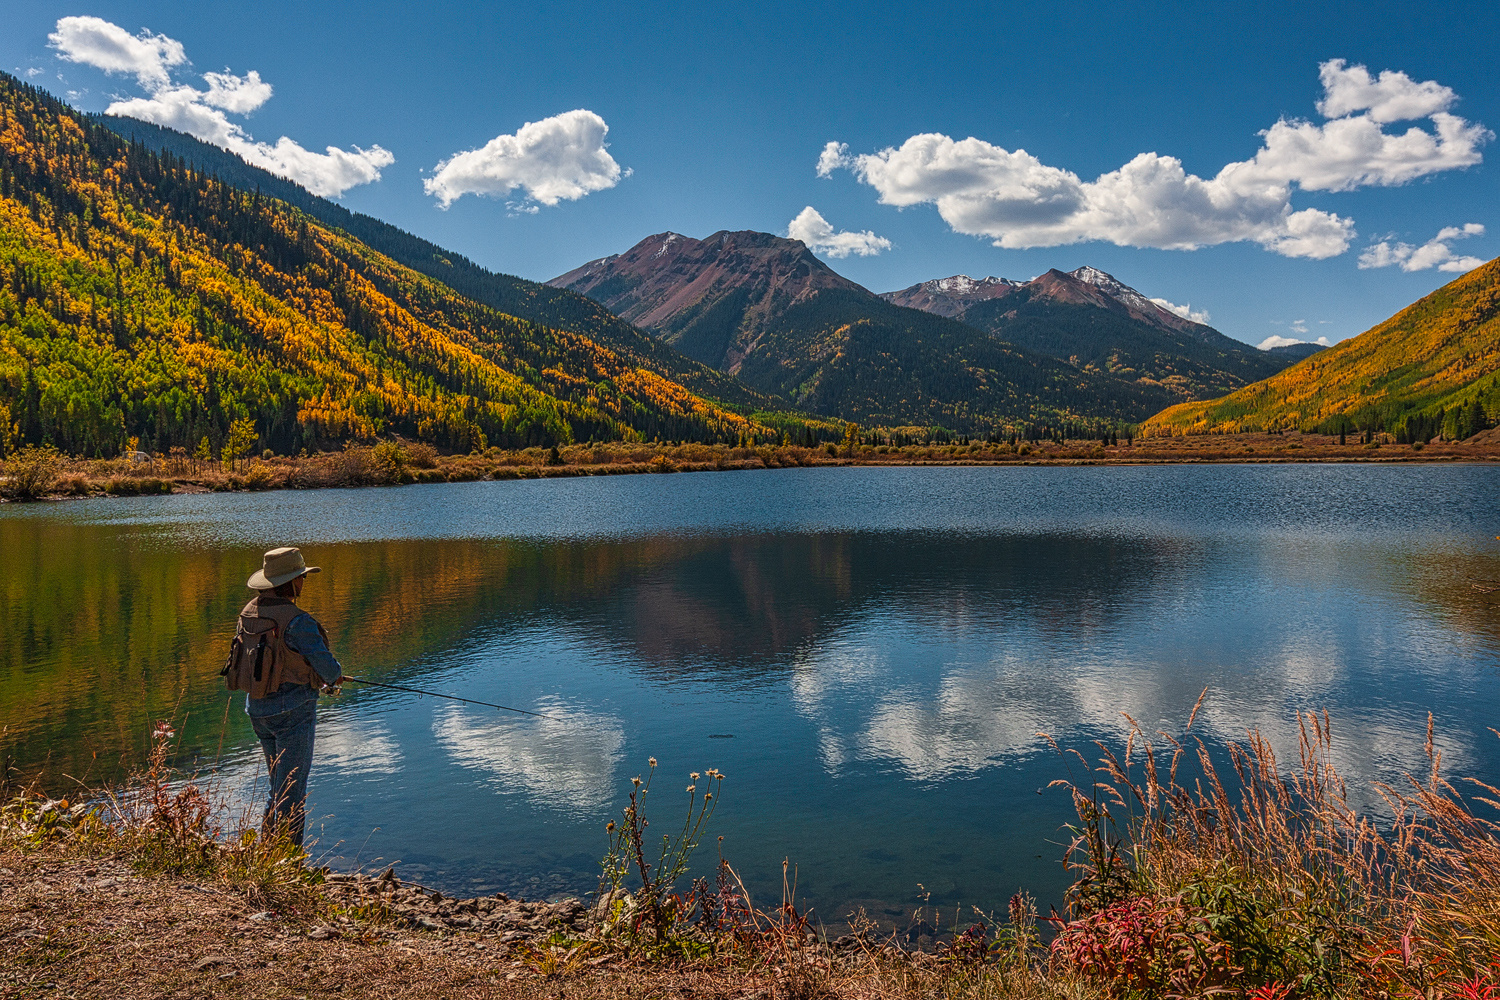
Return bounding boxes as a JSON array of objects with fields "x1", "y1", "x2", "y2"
[
  {"x1": 1066, "y1": 265, "x2": 1158, "y2": 315},
  {"x1": 547, "y1": 229, "x2": 865, "y2": 369},
  {"x1": 879, "y1": 274, "x2": 1022, "y2": 317}
]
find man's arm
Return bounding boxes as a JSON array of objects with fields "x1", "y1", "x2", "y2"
[{"x1": 283, "y1": 613, "x2": 344, "y2": 688}]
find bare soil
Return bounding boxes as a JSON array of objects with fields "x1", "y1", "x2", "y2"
[{"x1": 0, "y1": 848, "x2": 771, "y2": 999}]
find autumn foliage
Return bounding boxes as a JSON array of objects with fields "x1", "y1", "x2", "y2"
[
  {"x1": 0, "y1": 73, "x2": 768, "y2": 458},
  {"x1": 1144, "y1": 255, "x2": 1500, "y2": 439}
]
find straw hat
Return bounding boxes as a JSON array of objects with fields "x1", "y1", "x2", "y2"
[{"x1": 247, "y1": 546, "x2": 321, "y2": 590}]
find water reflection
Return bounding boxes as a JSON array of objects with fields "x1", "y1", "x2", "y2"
[
  {"x1": 2, "y1": 465, "x2": 1498, "y2": 919},
  {"x1": 317, "y1": 717, "x2": 404, "y2": 778},
  {"x1": 431, "y1": 702, "x2": 626, "y2": 817}
]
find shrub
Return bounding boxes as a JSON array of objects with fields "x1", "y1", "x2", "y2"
[
  {"x1": 370, "y1": 440, "x2": 407, "y2": 483},
  {"x1": 1046, "y1": 705, "x2": 1500, "y2": 998},
  {"x1": 648, "y1": 454, "x2": 676, "y2": 473},
  {"x1": 406, "y1": 441, "x2": 439, "y2": 469},
  {"x1": 241, "y1": 461, "x2": 276, "y2": 490},
  {"x1": 2, "y1": 444, "x2": 62, "y2": 499},
  {"x1": 105, "y1": 477, "x2": 171, "y2": 495},
  {"x1": 57, "y1": 473, "x2": 90, "y2": 495},
  {"x1": 333, "y1": 444, "x2": 371, "y2": 485}
]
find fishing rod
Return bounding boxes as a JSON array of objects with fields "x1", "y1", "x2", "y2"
[{"x1": 341, "y1": 675, "x2": 562, "y2": 720}]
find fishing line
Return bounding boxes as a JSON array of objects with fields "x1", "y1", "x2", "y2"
[{"x1": 341, "y1": 676, "x2": 562, "y2": 720}]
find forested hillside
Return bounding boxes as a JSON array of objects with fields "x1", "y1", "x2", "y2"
[
  {"x1": 0, "y1": 74, "x2": 774, "y2": 458},
  {"x1": 93, "y1": 114, "x2": 763, "y2": 411},
  {"x1": 1143, "y1": 257, "x2": 1500, "y2": 439}
]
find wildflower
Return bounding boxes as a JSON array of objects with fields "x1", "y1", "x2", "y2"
[
  {"x1": 687, "y1": 785, "x2": 696, "y2": 793},
  {"x1": 632, "y1": 776, "x2": 642, "y2": 787},
  {"x1": 705, "y1": 793, "x2": 713, "y2": 801},
  {"x1": 648, "y1": 757, "x2": 657, "y2": 767},
  {"x1": 606, "y1": 821, "x2": 616, "y2": 832},
  {"x1": 691, "y1": 772, "x2": 700, "y2": 781}
]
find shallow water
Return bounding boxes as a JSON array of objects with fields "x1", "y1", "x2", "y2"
[{"x1": 3, "y1": 465, "x2": 1499, "y2": 925}]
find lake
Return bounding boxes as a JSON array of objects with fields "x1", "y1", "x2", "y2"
[{"x1": 3, "y1": 464, "x2": 1499, "y2": 931}]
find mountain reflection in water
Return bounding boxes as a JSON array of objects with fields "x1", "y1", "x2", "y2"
[{"x1": 2, "y1": 465, "x2": 1497, "y2": 923}]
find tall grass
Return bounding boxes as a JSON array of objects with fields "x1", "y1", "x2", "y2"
[
  {"x1": 3, "y1": 719, "x2": 324, "y2": 914},
  {"x1": 1046, "y1": 696, "x2": 1500, "y2": 997}
]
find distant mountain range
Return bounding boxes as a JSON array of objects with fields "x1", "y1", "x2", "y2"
[
  {"x1": 549, "y1": 232, "x2": 1323, "y2": 426},
  {"x1": 551, "y1": 231, "x2": 1172, "y2": 429},
  {"x1": 1262, "y1": 341, "x2": 1328, "y2": 362},
  {"x1": 884, "y1": 267, "x2": 1297, "y2": 398},
  {"x1": 1145, "y1": 256, "x2": 1500, "y2": 440}
]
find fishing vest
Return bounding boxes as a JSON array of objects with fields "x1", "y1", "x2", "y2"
[{"x1": 221, "y1": 596, "x2": 322, "y2": 699}]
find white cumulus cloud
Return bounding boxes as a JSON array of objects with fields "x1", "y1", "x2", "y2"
[
  {"x1": 1315, "y1": 58, "x2": 1456, "y2": 123},
  {"x1": 424, "y1": 110, "x2": 626, "y2": 210},
  {"x1": 49, "y1": 16, "x2": 392, "y2": 198},
  {"x1": 818, "y1": 60, "x2": 1490, "y2": 260},
  {"x1": 200, "y1": 69, "x2": 273, "y2": 113},
  {"x1": 786, "y1": 206, "x2": 892, "y2": 257},
  {"x1": 1258, "y1": 334, "x2": 1332, "y2": 350},
  {"x1": 1149, "y1": 297, "x2": 1210, "y2": 324},
  {"x1": 49, "y1": 16, "x2": 184, "y2": 90},
  {"x1": 1358, "y1": 222, "x2": 1486, "y2": 273}
]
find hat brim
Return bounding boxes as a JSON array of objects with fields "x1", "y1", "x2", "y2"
[{"x1": 246, "y1": 565, "x2": 320, "y2": 590}]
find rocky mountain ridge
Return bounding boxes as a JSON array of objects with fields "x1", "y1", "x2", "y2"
[
  {"x1": 884, "y1": 266, "x2": 1220, "y2": 341},
  {"x1": 886, "y1": 266, "x2": 1292, "y2": 398},
  {"x1": 550, "y1": 231, "x2": 1172, "y2": 428}
]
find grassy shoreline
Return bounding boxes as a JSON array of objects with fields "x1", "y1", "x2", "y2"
[
  {"x1": 4, "y1": 429, "x2": 1499, "y2": 502},
  {"x1": 8, "y1": 706, "x2": 1500, "y2": 998}
]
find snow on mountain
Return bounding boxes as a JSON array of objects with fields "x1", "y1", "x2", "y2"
[{"x1": 1068, "y1": 266, "x2": 1159, "y2": 316}]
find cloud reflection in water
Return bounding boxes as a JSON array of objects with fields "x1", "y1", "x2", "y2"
[{"x1": 431, "y1": 699, "x2": 624, "y2": 817}]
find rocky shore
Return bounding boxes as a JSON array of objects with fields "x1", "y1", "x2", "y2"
[{"x1": 319, "y1": 869, "x2": 594, "y2": 943}]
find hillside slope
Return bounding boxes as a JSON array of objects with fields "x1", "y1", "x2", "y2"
[
  {"x1": 551, "y1": 232, "x2": 1173, "y2": 429},
  {"x1": 886, "y1": 268, "x2": 1289, "y2": 400},
  {"x1": 93, "y1": 115, "x2": 764, "y2": 411},
  {"x1": 0, "y1": 74, "x2": 770, "y2": 456},
  {"x1": 1143, "y1": 258, "x2": 1500, "y2": 439}
]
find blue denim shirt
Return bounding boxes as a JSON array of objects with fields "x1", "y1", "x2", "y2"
[{"x1": 245, "y1": 610, "x2": 343, "y2": 718}]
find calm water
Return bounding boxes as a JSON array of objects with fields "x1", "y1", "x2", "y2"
[{"x1": 3, "y1": 465, "x2": 1499, "y2": 928}]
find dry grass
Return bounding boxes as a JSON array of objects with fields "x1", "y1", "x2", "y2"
[
  {"x1": 1046, "y1": 695, "x2": 1500, "y2": 997},
  {"x1": 7, "y1": 430, "x2": 1498, "y2": 502}
]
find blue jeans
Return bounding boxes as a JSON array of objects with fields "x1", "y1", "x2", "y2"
[{"x1": 249, "y1": 697, "x2": 316, "y2": 848}]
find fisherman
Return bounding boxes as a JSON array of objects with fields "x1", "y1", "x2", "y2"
[{"x1": 229, "y1": 546, "x2": 347, "y2": 848}]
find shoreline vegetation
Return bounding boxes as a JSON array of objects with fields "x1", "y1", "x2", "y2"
[
  {"x1": 6, "y1": 708, "x2": 1500, "y2": 998},
  {"x1": 4, "y1": 428, "x2": 1499, "y2": 501}
]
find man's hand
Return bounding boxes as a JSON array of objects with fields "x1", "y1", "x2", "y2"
[{"x1": 326, "y1": 675, "x2": 351, "y2": 695}]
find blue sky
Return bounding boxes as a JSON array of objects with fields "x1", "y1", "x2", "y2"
[{"x1": 5, "y1": 2, "x2": 1496, "y2": 348}]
